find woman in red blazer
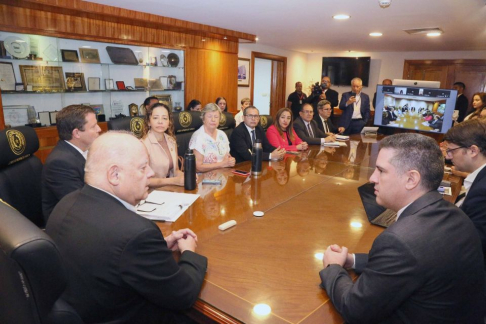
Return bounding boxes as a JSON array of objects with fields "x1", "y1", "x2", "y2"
[{"x1": 266, "y1": 108, "x2": 308, "y2": 151}]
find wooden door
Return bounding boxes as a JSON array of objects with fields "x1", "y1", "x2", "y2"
[
  {"x1": 404, "y1": 63, "x2": 450, "y2": 88},
  {"x1": 453, "y1": 65, "x2": 486, "y2": 104}
]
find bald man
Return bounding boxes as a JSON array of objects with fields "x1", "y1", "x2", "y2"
[{"x1": 46, "y1": 131, "x2": 207, "y2": 324}]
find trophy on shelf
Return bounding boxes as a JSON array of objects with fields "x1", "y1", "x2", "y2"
[{"x1": 66, "y1": 77, "x2": 75, "y2": 91}]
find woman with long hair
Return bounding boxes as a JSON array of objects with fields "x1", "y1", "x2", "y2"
[
  {"x1": 215, "y1": 97, "x2": 227, "y2": 112},
  {"x1": 141, "y1": 103, "x2": 184, "y2": 187},
  {"x1": 464, "y1": 92, "x2": 486, "y2": 121},
  {"x1": 266, "y1": 107, "x2": 308, "y2": 151}
]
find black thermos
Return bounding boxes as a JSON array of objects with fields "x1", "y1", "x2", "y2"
[
  {"x1": 251, "y1": 139, "x2": 263, "y2": 176},
  {"x1": 184, "y1": 149, "x2": 196, "y2": 190}
]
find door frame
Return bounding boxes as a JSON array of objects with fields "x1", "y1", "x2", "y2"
[{"x1": 250, "y1": 51, "x2": 287, "y2": 116}]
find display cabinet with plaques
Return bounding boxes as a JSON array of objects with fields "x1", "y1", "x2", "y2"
[{"x1": 0, "y1": 31, "x2": 185, "y2": 127}]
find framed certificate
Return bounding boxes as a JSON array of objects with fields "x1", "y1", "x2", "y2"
[
  {"x1": 0, "y1": 62, "x2": 16, "y2": 91},
  {"x1": 105, "y1": 79, "x2": 115, "y2": 90},
  {"x1": 19, "y1": 65, "x2": 65, "y2": 91},
  {"x1": 88, "y1": 77, "x2": 100, "y2": 91}
]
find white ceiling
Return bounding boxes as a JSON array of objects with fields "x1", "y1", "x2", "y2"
[{"x1": 85, "y1": 0, "x2": 486, "y2": 53}]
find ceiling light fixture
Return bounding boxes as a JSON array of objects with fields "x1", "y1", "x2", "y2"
[
  {"x1": 378, "y1": 0, "x2": 392, "y2": 8},
  {"x1": 369, "y1": 32, "x2": 383, "y2": 37},
  {"x1": 223, "y1": 36, "x2": 227, "y2": 40},
  {"x1": 255, "y1": 37, "x2": 259, "y2": 41},
  {"x1": 202, "y1": 38, "x2": 206, "y2": 42},
  {"x1": 427, "y1": 32, "x2": 442, "y2": 37},
  {"x1": 333, "y1": 14, "x2": 350, "y2": 20}
]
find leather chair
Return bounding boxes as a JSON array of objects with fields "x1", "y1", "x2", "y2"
[
  {"x1": 0, "y1": 126, "x2": 44, "y2": 227},
  {"x1": 258, "y1": 115, "x2": 273, "y2": 131},
  {"x1": 173, "y1": 111, "x2": 203, "y2": 158},
  {"x1": 0, "y1": 200, "x2": 83, "y2": 324},
  {"x1": 217, "y1": 111, "x2": 236, "y2": 139},
  {"x1": 107, "y1": 116, "x2": 145, "y2": 139}
]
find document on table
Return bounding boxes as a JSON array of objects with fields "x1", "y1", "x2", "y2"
[
  {"x1": 136, "y1": 191, "x2": 200, "y2": 222},
  {"x1": 335, "y1": 135, "x2": 349, "y2": 141},
  {"x1": 323, "y1": 141, "x2": 347, "y2": 147}
]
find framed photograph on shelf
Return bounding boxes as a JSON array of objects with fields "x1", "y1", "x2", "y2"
[
  {"x1": 238, "y1": 58, "x2": 250, "y2": 87},
  {"x1": 19, "y1": 65, "x2": 65, "y2": 91},
  {"x1": 88, "y1": 77, "x2": 100, "y2": 91},
  {"x1": 167, "y1": 75, "x2": 176, "y2": 89},
  {"x1": 154, "y1": 94, "x2": 172, "y2": 109},
  {"x1": 0, "y1": 62, "x2": 16, "y2": 91},
  {"x1": 105, "y1": 79, "x2": 115, "y2": 90},
  {"x1": 79, "y1": 48, "x2": 100, "y2": 63},
  {"x1": 65, "y1": 72, "x2": 87, "y2": 91},
  {"x1": 61, "y1": 49, "x2": 79, "y2": 62},
  {"x1": 116, "y1": 81, "x2": 126, "y2": 90}
]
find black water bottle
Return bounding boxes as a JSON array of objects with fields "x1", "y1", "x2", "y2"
[
  {"x1": 184, "y1": 149, "x2": 196, "y2": 190},
  {"x1": 251, "y1": 139, "x2": 263, "y2": 176}
]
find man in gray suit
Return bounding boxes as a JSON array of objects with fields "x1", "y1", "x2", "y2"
[
  {"x1": 294, "y1": 103, "x2": 336, "y2": 145},
  {"x1": 320, "y1": 133, "x2": 484, "y2": 323}
]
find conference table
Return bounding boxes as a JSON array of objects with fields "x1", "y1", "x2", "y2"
[{"x1": 154, "y1": 134, "x2": 461, "y2": 324}]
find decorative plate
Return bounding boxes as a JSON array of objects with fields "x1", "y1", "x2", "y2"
[
  {"x1": 4, "y1": 36, "x2": 30, "y2": 59},
  {"x1": 167, "y1": 53, "x2": 180, "y2": 67}
]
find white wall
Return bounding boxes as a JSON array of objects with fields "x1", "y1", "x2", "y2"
[{"x1": 238, "y1": 43, "x2": 307, "y2": 110}]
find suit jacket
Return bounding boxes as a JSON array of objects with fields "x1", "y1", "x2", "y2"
[
  {"x1": 315, "y1": 115, "x2": 338, "y2": 133},
  {"x1": 41, "y1": 140, "x2": 85, "y2": 221},
  {"x1": 46, "y1": 185, "x2": 208, "y2": 324},
  {"x1": 461, "y1": 165, "x2": 486, "y2": 267},
  {"x1": 230, "y1": 123, "x2": 276, "y2": 164},
  {"x1": 338, "y1": 91, "x2": 371, "y2": 130},
  {"x1": 141, "y1": 131, "x2": 179, "y2": 179},
  {"x1": 456, "y1": 94, "x2": 469, "y2": 123},
  {"x1": 307, "y1": 88, "x2": 339, "y2": 118},
  {"x1": 293, "y1": 117, "x2": 327, "y2": 145},
  {"x1": 320, "y1": 191, "x2": 484, "y2": 324}
]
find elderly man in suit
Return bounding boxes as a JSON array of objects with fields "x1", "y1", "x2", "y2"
[
  {"x1": 230, "y1": 106, "x2": 286, "y2": 163},
  {"x1": 338, "y1": 77, "x2": 370, "y2": 135},
  {"x1": 46, "y1": 131, "x2": 207, "y2": 323},
  {"x1": 320, "y1": 133, "x2": 484, "y2": 323},
  {"x1": 41, "y1": 104, "x2": 101, "y2": 221},
  {"x1": 294, "y1": 103, "x2": 336, "y2": 145},
  {"x1": 315, "y1": 100, "x2": 344, "y2": 134}
]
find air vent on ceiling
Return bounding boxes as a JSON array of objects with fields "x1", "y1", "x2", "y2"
[{"x1": 403, "y1": 27, "x2": 443, "y2": 35}]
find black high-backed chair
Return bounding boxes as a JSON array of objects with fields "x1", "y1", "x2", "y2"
[
  {"x1": 0, "y1": 126, "x2": 44, "y2": 227},
  {"x1": 258, "y1": 115, "x2": 273, "y2": 131},
  {"x1": 0, "y1": 200, "x2": 83, "y2": 324},
  {"x1": 173, "y1": 111, "x2": 203, "y2": 158},
  {"x1": 218, "y1": 112, "x2": 236, "y2": 138},
  {"x1": 107, "y1": 116, "x2": 145, "y2": 139}
]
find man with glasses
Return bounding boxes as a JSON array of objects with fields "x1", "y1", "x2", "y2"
[
  {"x1": 230, "y1": 106, "x2": 286, "y2": 163},
  {"x1": 294, "y1": 103, "x2": 336, "y2": 145},
  {"x1": 339, "y1": 77, "x2": 371, "y2": 135},
  {"x1": 315, "y1": 100, "x2": 344, "y2": 135},
  {"x1": 444, "y1": 119, "x2": 486, "y2": 269}
]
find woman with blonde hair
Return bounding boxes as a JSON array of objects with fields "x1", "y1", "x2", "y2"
[
  {"x1": 266, "y1": 108, "x2": 308, "y2": 151},
  {"x1": 141, "y1": 103, "x2": 184, "y2": 187}
]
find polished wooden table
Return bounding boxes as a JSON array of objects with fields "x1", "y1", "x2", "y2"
[{"x1": 155, "y1": 134, "x2": 460, "y2": 324}]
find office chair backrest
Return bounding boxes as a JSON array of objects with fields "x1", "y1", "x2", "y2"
[
  {"x1": 0, "y1": 126, "x2": 44, "y2": 227},
  {"x1": 258, "y1": 115, "x2": 273, "y2": 131},
  {"x1": 218, "y1": 112, "x2": 236, "y2": 139},
  {"x1": 173, "y1": 111, "x2": 203, "y2": 158},
  {"x1": 107, "y1": 116, "x2": 145, "y2": 139},
  {"x1": 0, "y1": 200, "x2": 83, "y2": 324}
]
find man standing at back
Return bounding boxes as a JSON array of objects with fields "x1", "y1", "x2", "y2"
[
  {"x1": 42, "y1": 104, "x2": 101, "y2": 220},
  {"x1": 46, "y1": 132, "x2": 207, "y2": 323},
  {"x1": 452, "y1": 81, "x2": 469, "y2": 122},
  {"x1": 339, "y1": 77, "x2": 370, "y2": 135},
  {"x1": 320, "y1": 133, "x2": 484, "y2": 323},
  {"x1": 287, "y1": 81, "x2": 307, "y2": 119}
]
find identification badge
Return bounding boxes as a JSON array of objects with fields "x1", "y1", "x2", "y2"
[{"x1": 299, "y1": 100, "x2": 302, "y2": 104}]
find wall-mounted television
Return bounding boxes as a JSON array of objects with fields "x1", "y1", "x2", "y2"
[
  {"x1": 322, "y1": 57, "x2": 371, "y2": 87},
  {"x1": 374, "y1": 85, "x2": 457, "y2": 134}
]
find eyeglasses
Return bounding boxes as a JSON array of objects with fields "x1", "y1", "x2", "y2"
[
  {"x1": 445, "y1": 146, "x2": 466, "y2": 155},
  {"x1": 318, "y1": 108, "x2": 332, "y2": 111},
  {"x1": 302, "y1": 111, "x2": 314, "y2": 114},
  {"x1": 245, "y1": 114, "x2": 260, "y2": 119}
]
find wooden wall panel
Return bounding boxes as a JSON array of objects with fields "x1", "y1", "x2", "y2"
[{"x1": 185, "y1": 48, "x2": 238, "y2": 113}]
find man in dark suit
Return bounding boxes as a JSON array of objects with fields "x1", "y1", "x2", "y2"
[
  {"x1": 42, "y1": 105, "x2": 101, "y2": 221},
  {"x1": 315, "y1": 100, "x2": 344, "y2": 134},
  {"x1": 307, "y1": 76, "x2": 339, "y2": 120},
  {"x1": 294, "y1": 103, "x2": 336, "y2": 145},
  {"x1": 452, "y1": 81, "x2": 469, "y2": 122},
  {"x1": 372, "y1": 78, "x2": 392, "y2": 108},
  {"x1": 338, "y1": 77, "x2": 371, "y2": 135},
  {"x1": 320, "y1": 133, "x2": 484, "y2": 323},
  {"x1": 230, "y1": 106, "x2": 285, "y2": 164},
  {"x1": 444, "y1": 119, "x2": 486, "y2": 267},
  {"x1": 46, "y1": 132, "x2": 207, "y2": 324}
]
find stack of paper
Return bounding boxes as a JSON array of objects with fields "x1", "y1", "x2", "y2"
[
  {"x1": 323, "y1": 141, "x2": 348, "y2": 147},
  {"x1": 136, "y1": 191, "x2": 200, "y2": 222},
  {"x1": 335, "y1": 135, "x2": 349, "y2": 141}
]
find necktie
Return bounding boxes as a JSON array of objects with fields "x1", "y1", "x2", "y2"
[
  {"x1": 324, "y1": 120, "x2": 329, "y2": 133},
  {"x1": 251, "y1": 130, "x2": 256, "y2": 145},
  {"x1": 307, "y1": 123, "x2": 314, "y2": 138},
  {"x1": 455, "y1": 192, "x2": 466, "y2": 206}
]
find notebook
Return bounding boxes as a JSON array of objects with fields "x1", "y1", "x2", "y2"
[{"x1": 357, "y1": 182, "x2": 397, "y2": 228}]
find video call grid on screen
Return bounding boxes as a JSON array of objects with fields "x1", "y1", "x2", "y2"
[{"x1": 374, "y1": 85, "x2": 457, "y2": 134}]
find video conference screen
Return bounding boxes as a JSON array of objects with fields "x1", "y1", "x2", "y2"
[{"x1": 374, "y1": 85, "x2": 457, "y2": 134}]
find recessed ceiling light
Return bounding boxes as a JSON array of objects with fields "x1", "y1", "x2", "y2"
[
  {"x1": 369, "y1": 32, "x2": 383, "y2": 37},
  {"x1": 427, "y1": 32, "x2": 442, "y2": 37},
  {"x1": 202, "y1": 38, "x2": 206, "y2": 42},
  {"x1": 255, "y1": 37, "x2": 259, "y2": 41},
  {"x1": 333, "y1": 14, "x2": 350, "y2": 20},
  {"x1": 223, "y1": 36, "x2": 227, "y2": 40}
]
